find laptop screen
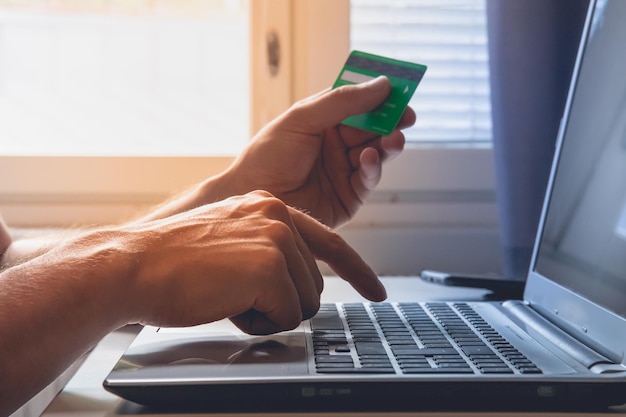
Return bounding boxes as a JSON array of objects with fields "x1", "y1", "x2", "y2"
[{"x1": 533, "y1": 0, "x2": 626, "y2": 319}]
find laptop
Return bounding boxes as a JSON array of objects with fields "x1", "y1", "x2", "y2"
[{"x1": 104, "y1": 0, "x2": 626, "y2": 411}]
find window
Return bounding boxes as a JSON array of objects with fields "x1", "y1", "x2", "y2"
[
  {"x1": 0, "y1": 0, "x2": 499, "y2": 275},
  {"x1": 0, "y1": 0, "x2": 350, "y2": 227},
  {"x1": 350, "y1": 0, "x2": 491, "y2": 145},
  {"x1": 0, "y1": 0, "x2": 250, "y2": 156}
]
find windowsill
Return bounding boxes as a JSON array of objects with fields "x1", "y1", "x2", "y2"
[
  {"x1": 0, "y1": 144, "x2": 495, "y2": 227},
  {"x1": 0, "y1": 155, "x2": 235, "y2": 227}
]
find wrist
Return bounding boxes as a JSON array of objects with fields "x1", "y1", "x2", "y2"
[
  {"x1": 39, "y1": 228, "x2": 144, "y2": 328},
  {"x1": 197, "y1": 167, "x2": 239, "y2": 203}
]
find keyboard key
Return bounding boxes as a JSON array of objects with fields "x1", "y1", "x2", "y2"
[
  {"x1": 316, "y1": 367, "x2": 395, "y2": 374},
  {"x1": 479, "y1": 367, "x2": 515, "y2": 374},
  {"x1": 315, "y1": 356, "x2": 354, "y2": 364},
  {"x1": 355, "y1": 342, "x2": 387, "y2": 356},
  {"x1": 311, "y1": 314, "x2": 344, "y2": 331},
  {"x1": 462, "y1": 345, "x2": 496, "y2": 357},
  {"x1": 519, "y1": 367, "x2": 543, "y2": 374},
  {"x1": 402, "y1": 367, "x2": 474, "y2": 374}
]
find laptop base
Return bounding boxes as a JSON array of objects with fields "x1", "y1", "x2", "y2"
[{"x1": 110, "y1": 380, "x2": 625, "y2": 413}]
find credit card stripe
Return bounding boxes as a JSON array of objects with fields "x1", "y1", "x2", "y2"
[
  {"x1": 340, "y1": 69, "x2": 377, "y2": 84},
  {"x1": 345, "y1": 53, "x2": 426, "y2": 83}
]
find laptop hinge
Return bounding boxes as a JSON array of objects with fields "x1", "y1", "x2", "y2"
[{"x1": 502, "y1": 300, "x2": 612, "y2": 369}]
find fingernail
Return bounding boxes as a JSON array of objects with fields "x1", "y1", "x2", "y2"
[{"x1": 365, "y1": 75, "x2": 389, "y2": 90}]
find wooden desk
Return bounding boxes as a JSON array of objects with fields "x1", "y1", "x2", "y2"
[{"x1": 40, "y1": 277, "x2": 624, "y2": 416}]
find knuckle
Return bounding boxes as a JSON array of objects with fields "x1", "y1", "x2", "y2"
[
  {"x1": 260, "y1": 245, "x2": 288, "y2": 271},
  {"x1": 331, "y1": 82, "x2": 371, "y2": 106},
  {"x1": 261, "y1": 199, "x2": 291, "y2": 223},
  {"x1": 282, "y1": 99, "x2": 319, "y2": 130},
  {"x1": 282, "y1": 313, "x2": 303, "y2": 331},
  {"x1": 302, "y1": 299, "x2": 321, "y2": 321},
  {"x1": 286, "y1": 97, "x2": 310, "y2": 116},
  {"x1": 263, "y1": 220, "x2": 293, "y2": 245},
  {"x1": 247, "y1": 189, "x2": 274, "y2": 199},
  {"x1": 242, "y1": 192, "x2": 293, "y2": 224},
  {"x1": 320, "y1": 230, "x2": 349, "y2": 264},
  {"x1": 316, "y1": 275, "x2": 325, "y2": 296},
  {"x1": 325, "y1": 230, "x2": 346, "y2": 252}
]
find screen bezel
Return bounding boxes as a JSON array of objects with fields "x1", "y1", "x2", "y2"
[{"x1": 524, "y1": 0, "x2": 626, "y2": 363}]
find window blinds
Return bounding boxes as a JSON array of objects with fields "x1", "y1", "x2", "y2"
[{"x1": 350, "y1": 0, "x2": 492, "y2": 144}]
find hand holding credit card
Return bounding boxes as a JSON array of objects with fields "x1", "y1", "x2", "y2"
[{"x1": 332, "y1": 50, "x2": 427, "y2": 135}]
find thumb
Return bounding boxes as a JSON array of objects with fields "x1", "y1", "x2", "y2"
[{"x1": 295, "y1": 76, "x2": 391, "y2": 131}]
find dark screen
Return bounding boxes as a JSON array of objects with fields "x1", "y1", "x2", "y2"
[{"x1": 534, "y1": 0, "x2": 626, "y2": 318}]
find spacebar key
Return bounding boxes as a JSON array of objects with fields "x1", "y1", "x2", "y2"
[
  {"x1": 317, "y1": 368, "x2": 395, "y2": 374},
  {"x1": 403, "y1": 367, "x2": 474, "y2": 374},
  {"x1": 395, "y1": 348, "x2": 458, "y2": 356}
]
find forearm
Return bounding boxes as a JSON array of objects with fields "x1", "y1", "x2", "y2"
[{"x1": 0, "y1": 229, "x2": 136, "y2": 416}]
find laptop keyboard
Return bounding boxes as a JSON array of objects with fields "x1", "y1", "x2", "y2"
[{"x1": 311, "y1": 302, "x2": 542, "y2": 375}]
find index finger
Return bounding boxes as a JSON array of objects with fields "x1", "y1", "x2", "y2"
[{"x1": 288, "y1": 208, "x2": 387, "y2": 301}]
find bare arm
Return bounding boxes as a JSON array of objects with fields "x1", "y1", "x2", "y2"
[
  {"x1": 0, "y1": 227, "x2": 134, "y2": 415},
  {"x1": 0, "y1": 80, "x2": 408, "y2": 414},
  {"x1": 0, "y1": 192, "x2": 385, "y2": 415}
]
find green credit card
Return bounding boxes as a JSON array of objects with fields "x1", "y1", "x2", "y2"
[{"x1": 332, "y1": 50, "x2": 427, "y2": 135}]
